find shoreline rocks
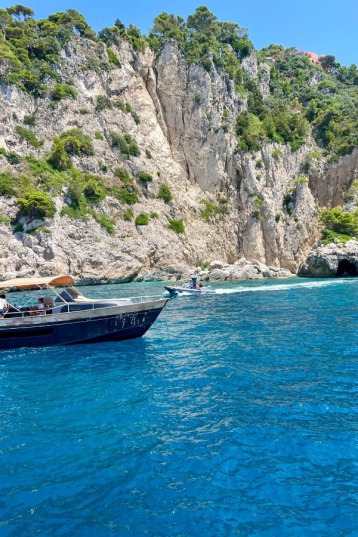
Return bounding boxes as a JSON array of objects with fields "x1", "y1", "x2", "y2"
[
  {"x1": 143, "y1": 258, "x2": 294, "y2": 284},
  {"x1": 0, "y1": 257, "x2": 294, "y2": 286},
  {"x1": 197, "y1": 258, "x2": 294, "y2": 281},
  {"x1": 6, "y1": 237, "x2": 358, "y2": 284},
  {"x1": 299, "y1": 240, "x2": 358, "y2": 277}
]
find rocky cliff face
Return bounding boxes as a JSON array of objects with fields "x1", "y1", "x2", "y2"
[{"x1": 0, "y1": 38, "x2": 356, "y2": 282}]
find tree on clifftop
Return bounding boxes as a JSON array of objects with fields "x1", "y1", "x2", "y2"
[
  {"x1": 319, "y1": 55, "x2": 337, "y2": 72},
  {"x1": 6, "y1": 4, "x2": 34, "y2": 21},
  {"x1": 152, "y1": 13, "x2": 186, "y2": 43},
  {"x1": 187, "y1": 6, "x2": 217, "y2": 33}
]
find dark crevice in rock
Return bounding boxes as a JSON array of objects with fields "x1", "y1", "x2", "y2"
[{"x1": 336, "y1": 259, "x2": 358, "y2": 277}]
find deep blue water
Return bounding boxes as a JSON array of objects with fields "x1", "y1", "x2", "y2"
[{"x1": 0, "y1": 277, "x2": 357, "y2": 537}]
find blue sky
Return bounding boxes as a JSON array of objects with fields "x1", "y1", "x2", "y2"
[{"x1": 0, "y1": 0, "x2": 357, "y2": 66}]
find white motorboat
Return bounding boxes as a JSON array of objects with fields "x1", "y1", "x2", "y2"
[{"x1": 164, "y1": 277, "x2": 215, "y2": 296}]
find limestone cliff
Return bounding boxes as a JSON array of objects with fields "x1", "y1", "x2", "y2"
[{"x1": 0, "y1": 37, "x2": 357, "y2": 282}]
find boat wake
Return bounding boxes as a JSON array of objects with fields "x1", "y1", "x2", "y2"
[{"x1": 215, "y1": 279, "x2": 353, "y2": 295}]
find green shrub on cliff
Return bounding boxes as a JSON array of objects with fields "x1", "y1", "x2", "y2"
[
  {"x1": 272, "y1": 148, "x2": 282, "y2": 159},
  {"x1": 26, "y1": 156, "x2": 65, "y2": 192},
  {"x1": 110, "y1": 132, "x2": 140, "y2": 158},
  {"x1": 158, "y1": 184, "x2": 172, "y2": 203},
  {"x1": 82, "y1": 175, "x2": 106, "y2": 203},
  {"x1": 168, "y1": 218, "x2": 185, "y2": 233},
  {"x1": 125, "y1": 25, "x2": 146, "y2": 51},
  {"x1": 111, "y1": 185, "x2": 139, "y2": 205},
  {"x1": 107, "y1": 48, "x2": 121, "y2": 68},
  {"x1": 51, "y1": 83, "x2": 77, "y2": 101},
  {"x1": 15, "y1": 126, "x2": 43, "y2": 148},
  {"x1": 6, "y1": 151, "x2": 22, "y2": 164},
  {"x1": 123, "y1": 209, "x2": 133, "y2": 221},
  {"x1": 0, "y1": 172, "x2": 17, "y2": 196},
  {"x1": 321, "y1": 230, "x2": 352, "y2": 244},
  {"x1": 114, "y1": 167, "x2": 133, "y2": 184},
  {"x1": 319, "y1": 206, "x2": 358, "y2": 243},
  {"x1": 138, "y1": 172, "x2": 153, "y2": 182},
  {"x1": 320, "y1": 207, "x2": 358, "y2": 242},
  {"x1": 0, "y1": 214, "x2": 11, "y2": 226},
  {"x1": 88, "y1": 209, "x2": 115, "y2": 234},
  {"x1": 59, "y1": 170, "x2": 111, "y2": 231},
  {"x1": 23, "y1": 114, "x2": 36, "y2": 126},
  {"x1": 111, "y1": 99, "x2": 140, "y2": 123},
  {"x1": 59, "y1": 129, "x2": 94, "y2": 156},
  {"x1": 292, "y1": 176, "x2": 309, "y2": 185},
  {"x1": 236, "y1": 112, "x2": 263, "y2": 151},
  {"x1": 96, "y1": 95, "x2": 112, "y2": 111},
  {"x1": 17, "y1": 190, "x2": 56, "y2": 219},
  {"x1": 47, "y1": 143, "x2": 72, "y2": 171},
  {"x1": 47, "y1": 129, "x2": 94, "y2": 170},
  {"x1": 135, "y1": 212, "x2": 149, "y2": 225},
  {"x1": 98, "y1": 17, "x2": 146, "y2": 50},
  {"x1": 200, "y1": 200, "x2": 229, "y2": 222},
  {"x1": 343, "y1": 180, "x2": 358, "y2": 202}
]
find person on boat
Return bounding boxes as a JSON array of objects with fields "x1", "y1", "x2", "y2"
[
  {"x1": 0, "y1": 294, "x2": 9, "y2": 317},
  {"x1": 37, "y1": 298, "x2": 46, "y2": 313},
  {"x1": 30, "y1": 298, "x2": 46, "y2": 316}
]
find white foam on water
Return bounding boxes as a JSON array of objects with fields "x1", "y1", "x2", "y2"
[{"x1": 215, "y1": 279, "x2": 353, "y2": 295}]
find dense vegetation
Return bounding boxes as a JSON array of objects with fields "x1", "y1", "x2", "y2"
[
  {"x1": 148, "y1": 7, "x2": 358, "y2": 160},
  {"x1": 0, "y1": 4, "x2": 357, "y2": 162},
  {"x1": 0, "y1": 5, "x2": 95, "y2": 94},
  {"x1": 0, "y1": 150, "x2": 141, "y2": 234},
  {"x1": 258, "y1": 45, "x2": 358, "y2": 160},
  {"x1": 148, "y1": 6, "x2": 252, "y2": 86},
  {"x1": 320, "y1": 206, "x2": 358, "y2": 244},
  {"x1": 0, "y1": 4, "x2": 357, "y2": 243}
]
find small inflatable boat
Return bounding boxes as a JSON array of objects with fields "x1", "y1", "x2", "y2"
[{"x1": 164, "y1": 277, "x2": 215, "y2": 296}]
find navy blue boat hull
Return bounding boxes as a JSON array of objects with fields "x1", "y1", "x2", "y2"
[{"x1": 0, "y1": 306, "x2": 165, "y2": 349}]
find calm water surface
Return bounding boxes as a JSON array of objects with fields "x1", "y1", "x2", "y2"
[{"x1": 0, "y1": 278, "x2": 357, "y2": 536}]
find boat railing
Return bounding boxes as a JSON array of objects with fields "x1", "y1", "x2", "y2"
[
  {"x1": 2, "y1": 294, "x2": 166, "y2": 319},
  {"x1": 110, "y1": 294, "x2": 165, "y2": 304},
  {"x1": 70, "y1": 294, "x2": 165, "y2": 305}
]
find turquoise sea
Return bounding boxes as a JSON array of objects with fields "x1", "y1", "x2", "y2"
[{"x1": 0, "y1": 277, "x2": 357, "y2": 536}]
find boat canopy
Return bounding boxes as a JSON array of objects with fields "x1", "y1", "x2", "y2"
[{"x1": 0, "y1": 275, "x2": 74, "y2": 290}]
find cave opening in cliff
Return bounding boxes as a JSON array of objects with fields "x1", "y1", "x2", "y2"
[{"x1": 336, "y1": 259, "x2": 358, "y2": 277}]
